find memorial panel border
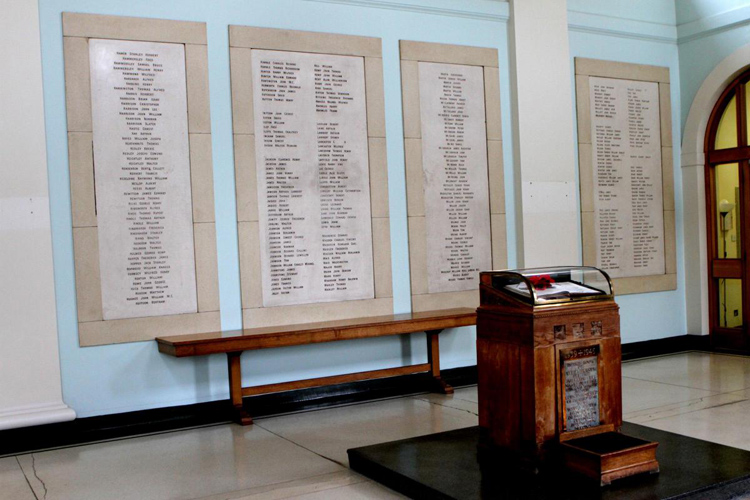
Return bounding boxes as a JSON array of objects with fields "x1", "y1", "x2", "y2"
[
  {"x1": 229, "y1": 26, "x2": 393, "y2": 328},
  {"x1": 575, "y1": 57, "x2": 677, "y2": 295},
  {"x1": 400, "y1": 40, "x2": 507, "y2": 312},
  {"x1": 62, "y1": 13, "x2": 220, "y2": 346}
]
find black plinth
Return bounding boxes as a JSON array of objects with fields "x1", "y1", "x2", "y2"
[{"x1": 348, "y1": 423, "x2": 750, "y2": 499}]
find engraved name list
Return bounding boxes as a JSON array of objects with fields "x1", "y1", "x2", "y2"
[
  {"x1": 251, "y1": 50, "x2": 374, "y2": 307},
  {"x1": 89, "y1": 39, "x2": 197, "y2": 321},
  {"x1": 589, "y1": 77, "x2": 665, "y2": 279},
  {"x1": 418, "y1": 62, "x2": 491, "y2": 294},
  {"x1": 563, "y1": 347, "x2": 601, "y2": 432}
]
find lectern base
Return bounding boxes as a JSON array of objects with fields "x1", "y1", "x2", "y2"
[
  {"x1": 348, "y1": 423, "x2": 750, "y2": 499},
  {"x1": 560, "y1": 432, "x2": 659, "y2": 486}
]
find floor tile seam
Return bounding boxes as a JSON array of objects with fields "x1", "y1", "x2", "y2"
[
  {"x1": 0, "y1": 391, "x2": 475, "y2": 459},
  {"x1": 624, "y1": 397, "x2": 750, "y2": 424},
  {"x1": 622, "y1": 375, "x2": 725, "y2": 392},
  {"x1": 699, "y1": 351, "x2": 750, "y2": 361},
  {"x1": 0, "y1": 421, "x2": 230, "y2": 460},
  {"x1": 449, "y1": 392, "x2": 479, "y2": 405},
  {"x1": 14, "y1": 456, "x2": 39, "y2": 500},
  {"x1": 250, "y1": 385, "x2": 479, "y2": 423},
  {"x1": 267, "y1": 477, "x2": 376, "y2": 500},
  {"x1": 0, "y1": 388, "x2": 482, "y2": 459},
  {"x1": 255, "y1": 392, "x2": 476, "y2": 428},
  {"x1": 425, "y1": 386, "x2": 478, "y2": 405},
  {"x1": 29, "y1": 454, "x2": 47, "y2": 500},
  {"x1": 411, "y1": 396, "x2": 478, "y2": 417},
  {"x1": 254, "y1": 421, "x2": 349, "y2": 468},
  {"x1": 623, "y1": 392, "x2": 743, "y2": 415},
  {"x1": 621, "y1": 350, "x2": 703, "y2": 364},
  {"x1": 622, "y1": 350, "x2": 750, "y2": 365},
  {"x1": 253, "y1": 392, "x2": 434, "y2": 423},
  {"x1": 409, "y1": 395, "x2": 484, "y2": 423},
  {"x1": 190, "y1": 471, "x2": 365, "y2": 500},
  {"x1": 449, "y1": 384, "x2": 478, "y2": 390}
]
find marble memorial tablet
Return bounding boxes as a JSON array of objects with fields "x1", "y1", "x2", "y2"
[
  {"x1": 563, "y1": 346, "x2": 600, "y2": 432},
  {"x1": 418, "y1": 62, "x2": 491, "y2": 294},
  {"x1": 589, "y1": 77, "x2": 665, "y2": 279},
  {"x1": 251, "y1": 50, "x2": 374, "y2": 307},
  {"x1": 89, "y1": 39, "x2": 197, "y2": 321}
]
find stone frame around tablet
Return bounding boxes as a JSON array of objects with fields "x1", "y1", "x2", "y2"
[
  {"x1": 574, "y1": 58, "x2": 677, "y2": 295},
  {"x1": 400, "y1": 41, "x2": 507, "y2": 312},
  {"x1": 229, "y1": 26, "x2": 393, "y2": 328},
  {"x1": 62, "y1": 13, "x2": 220, "y2": 346}
]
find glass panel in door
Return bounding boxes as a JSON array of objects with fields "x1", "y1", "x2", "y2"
[
  {"x1": 715, "y1": 95, "x2": 738, "y2": 150},
  {"x1": 718, "y1": 278, "x2": 743, "y2": 328},
  {"x1": 715, "y1": 163, "x2": 741, "y2": 258}
]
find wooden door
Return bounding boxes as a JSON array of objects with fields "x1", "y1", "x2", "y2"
[{"x1": 706, "y1": 70, "x2": 750, "y2": 350}]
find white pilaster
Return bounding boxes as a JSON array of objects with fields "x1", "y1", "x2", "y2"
[
  {"x1": 0, "y1": 0, "x2": 76, "y2": 429},
  {"x1": 508, "y1": 0, "x2": 580, "y2": 268}
]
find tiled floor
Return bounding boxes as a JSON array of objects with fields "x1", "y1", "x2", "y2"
[{"x1": 3, "y1": 351, "x2": 750, "y2": 499}]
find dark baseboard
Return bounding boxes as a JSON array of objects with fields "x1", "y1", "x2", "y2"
[
  {"x1": 0, "y1": 337, "x2": 720, "y2": 458},
  {"x1": 621, "y1": 334, "x2": 711, "y2": 361},
  {"x1": 0, "y1": 365, "x2": 477, "y2": 458}
]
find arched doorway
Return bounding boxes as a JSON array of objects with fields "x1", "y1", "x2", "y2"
[{"x1": 706, "y1": 68, "x2": 750, "y2": 350}]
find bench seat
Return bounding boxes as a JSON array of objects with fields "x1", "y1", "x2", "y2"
[{"x1": 156, "y1": 307, "x2": 477, "y2": 424}]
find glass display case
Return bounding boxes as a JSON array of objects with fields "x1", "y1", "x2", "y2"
[
  {"x1": 477, "y1": 266, "x2": 658, "y2": 485},
  {"x1": 482, "y1": 266, "x2": 614, "y2": 306}
]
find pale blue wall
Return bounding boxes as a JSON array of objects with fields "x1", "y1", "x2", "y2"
[
  {"x1": 676, "y1": 0, "x2": 749, "y2": 24},
  {"x1": 39, "y1": 0, "x2": 515, "y2": 417},
  {"x1": 569, "y1": 0, "x2": 676, "y2": 24},
  {"x1": 677, "y1": 1, "x2": 750, "y2": 130},
  {"x1": 39, "y1": 0, "x2": 696, "y2": 418},
  {"x1": 567, "y1": 3, "x2": 687, "y2": 343}
]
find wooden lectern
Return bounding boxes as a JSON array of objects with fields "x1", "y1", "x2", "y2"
[{"x1": 477, "y1": 267, "x2": 658, "y2": 485}]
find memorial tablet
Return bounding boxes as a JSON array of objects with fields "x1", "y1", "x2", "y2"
[
  {"x1": 589, "y1": 77, "x2": 665, "y2": 279},
  {"x1": 418, "y1": 62, "x2": 491, "y2": 294},
  {"x1": 562, "y1": 346, "x2": 600, "y2": 432},
  {"x1": 251, "y1": 50, "x2": 374, "y2": 307},
  {"x1": 89, "y1": 39, "x2": 197, "y2": 320}
]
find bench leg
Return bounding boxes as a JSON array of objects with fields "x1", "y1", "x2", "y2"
[
  {"x1": 227, "y1": 352, "x2": 252, "y2": 425},
  {"x1": 426, "y1": 330, "x2": 453, "y2": 394}
]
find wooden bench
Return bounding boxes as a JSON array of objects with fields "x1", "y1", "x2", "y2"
[{"x1": 156, "y1": 308, "x2": 477, "y2": 425}]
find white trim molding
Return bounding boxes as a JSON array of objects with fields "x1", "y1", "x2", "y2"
[
  {"x1": 678, "y1": 5, "x2": 750, "y2": 44},
  {"x1": 567, "y1": 10, "x2": 678, "y2": 44},
  {"x1": 302, "y1": 0, "x2": 510, "y2": 22},
  {"x1": 0, "y1": 403, "x2": 76, "y2": 432},
  {"x1": 681, "y1": 43, "x2": 750, "y2": 336}
]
